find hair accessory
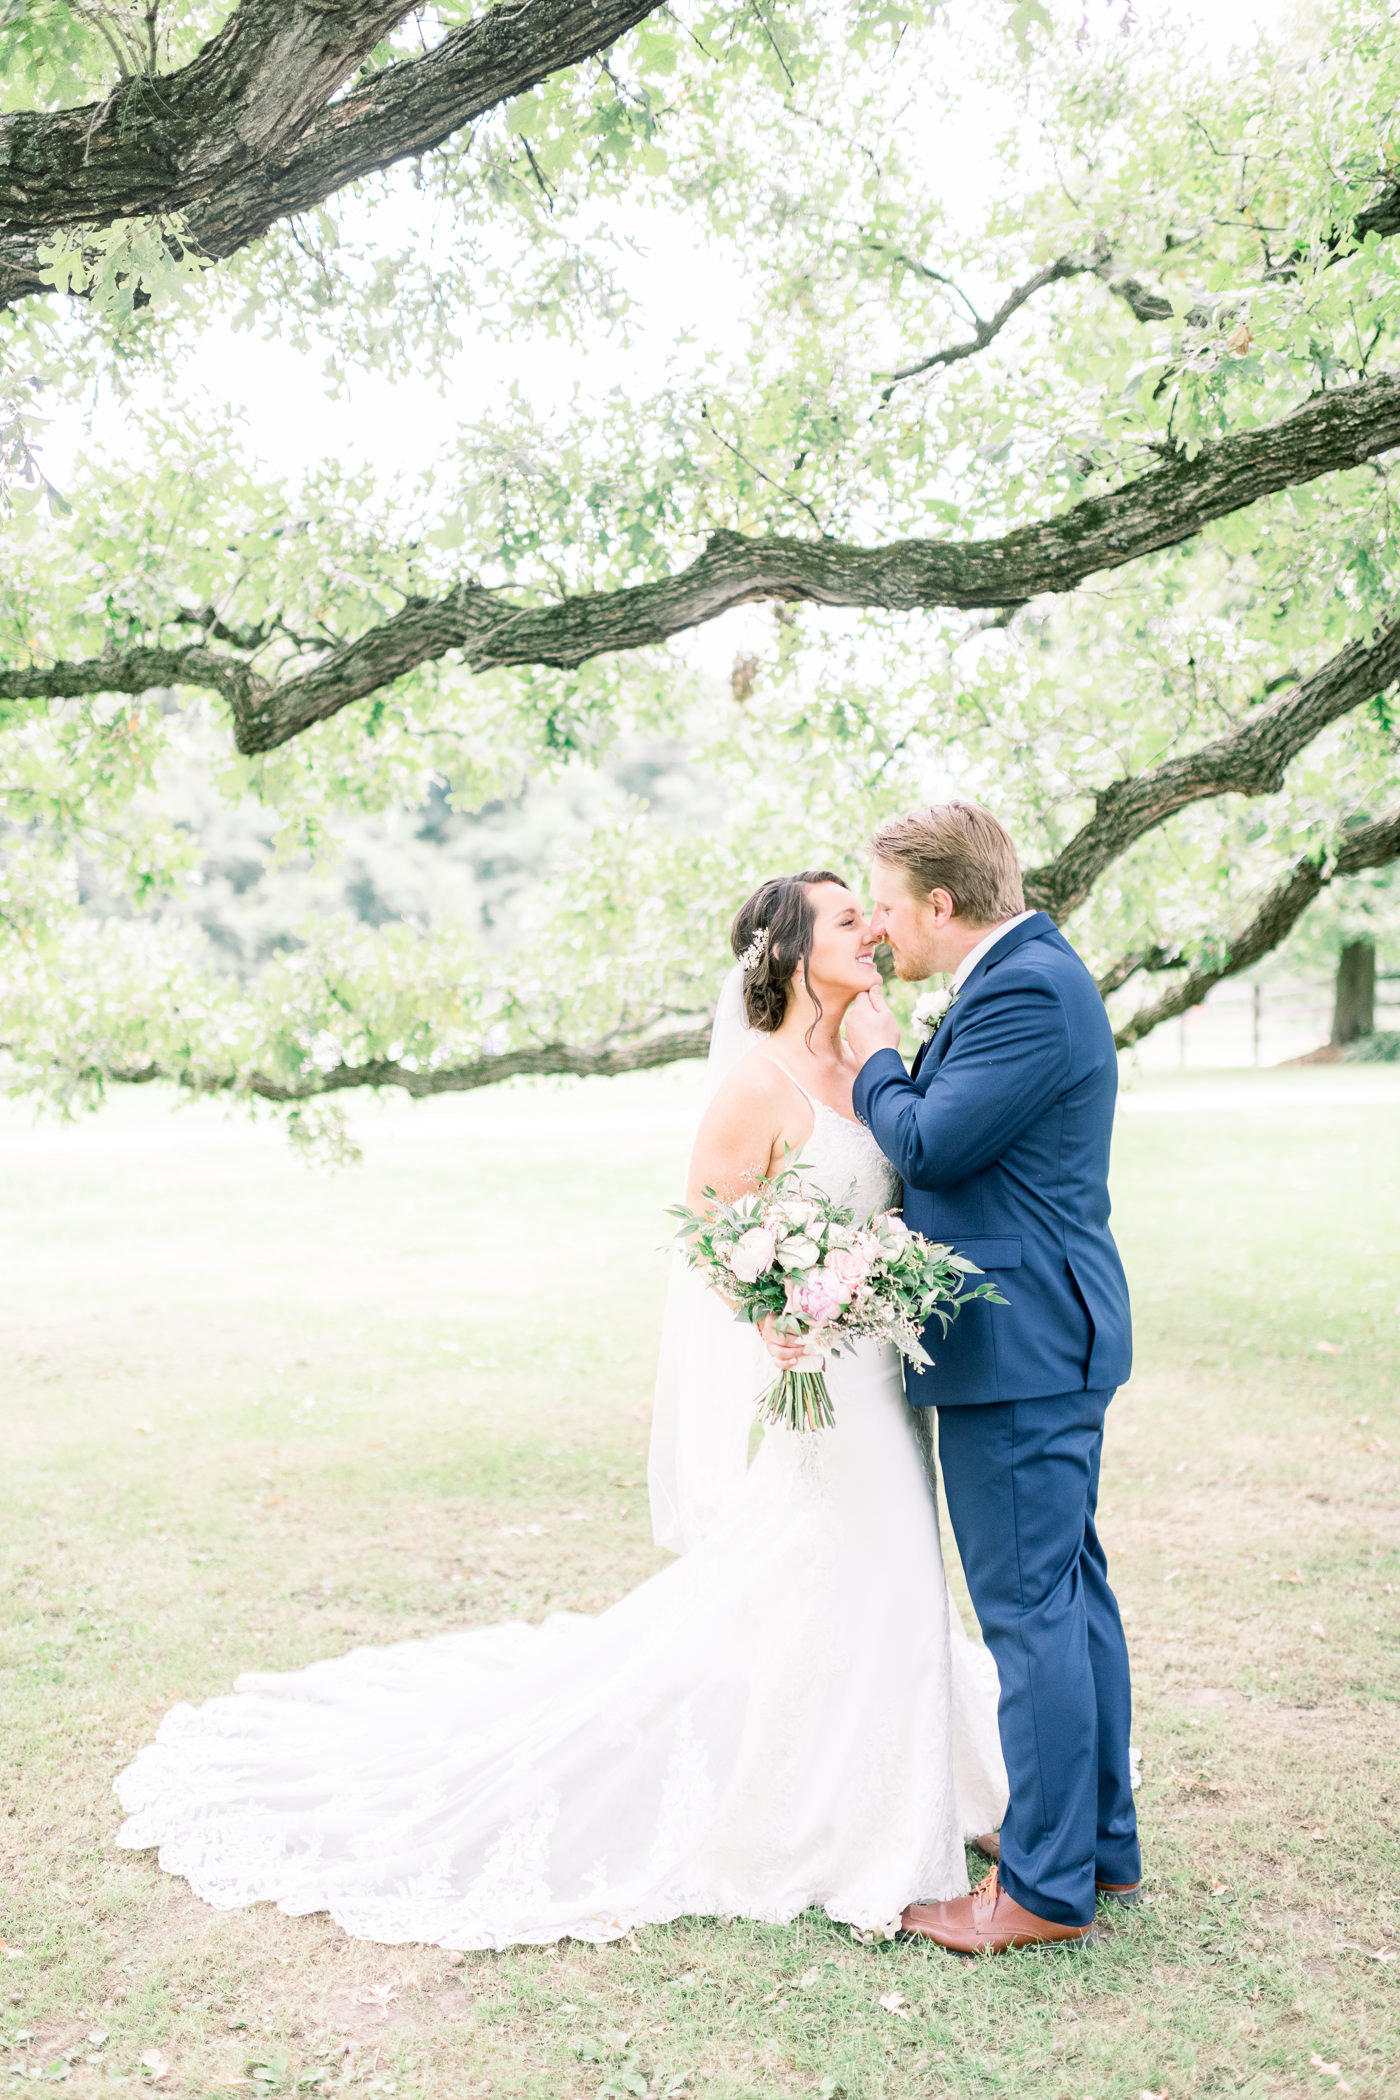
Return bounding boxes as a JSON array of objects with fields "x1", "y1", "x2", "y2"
[{"x1": 739, "y1": 926, "x2": 770, "y2": 973}]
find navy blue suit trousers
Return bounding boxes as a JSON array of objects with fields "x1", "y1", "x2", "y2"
[{"x1": 936, "y1": 1388, "x2": 1139, "y2": 1925}]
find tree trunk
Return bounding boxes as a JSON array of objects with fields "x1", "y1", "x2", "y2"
[{"x1": 1331, "y1": 939, "x2": 1376, "y2": 1045}]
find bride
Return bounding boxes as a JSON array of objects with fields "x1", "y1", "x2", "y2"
[{"x1": 115, "y1": 869, "x2": 1006, "y2": 1947}]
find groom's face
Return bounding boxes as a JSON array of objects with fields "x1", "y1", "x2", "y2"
[{"x1": 868, "y1": 860, "x2": 959, "y2": 981}]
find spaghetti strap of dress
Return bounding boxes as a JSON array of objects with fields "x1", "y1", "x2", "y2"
[{"x1": 760, "y1": 1051, "x2": 821, "y2": 1112}]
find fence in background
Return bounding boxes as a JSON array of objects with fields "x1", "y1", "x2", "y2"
[{"x1": 1126, "y1": 972, "x2": 1400, "y2": 1072}]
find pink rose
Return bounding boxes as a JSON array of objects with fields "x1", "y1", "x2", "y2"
[
  {"x1": 824, "y1": 1248, "x2": 870, "y2": 1292},
  {"x1": 786, "y1": 1275, "x2": 844, "y2": 1328}
]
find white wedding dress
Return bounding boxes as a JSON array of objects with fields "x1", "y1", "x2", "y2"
[{"x1": 115, "y1": 1072, "x2": 1007, "y2": 1948}]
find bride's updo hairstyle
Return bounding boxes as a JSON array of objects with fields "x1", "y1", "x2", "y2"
[{"x1": 731, "y1": 870, "x2": 847, "y2": 1034}]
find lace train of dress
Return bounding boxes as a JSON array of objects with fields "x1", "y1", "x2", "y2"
[{"x1": 115, "y1": 1100, "x2": 1007, "y2": 1949}]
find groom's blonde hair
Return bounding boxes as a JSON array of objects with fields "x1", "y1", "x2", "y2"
[{"x1": 872, "y1": 801, "x2": 1025, "y2": 926}]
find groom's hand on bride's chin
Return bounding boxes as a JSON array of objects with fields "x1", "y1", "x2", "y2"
[{"x1": 844, "y1": 986, "x2": 902, "y2": 1065}]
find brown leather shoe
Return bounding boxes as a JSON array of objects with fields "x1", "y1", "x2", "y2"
[
  {"x1": 901, "y1": 1869, "x2": 1093, "y2": 1954},
  {"x1": 971, "y1": 1832, "x2": 1142, "y2": 1905}
]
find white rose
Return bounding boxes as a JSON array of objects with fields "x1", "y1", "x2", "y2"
[
  {"x1": 729, "y1": 1225, "x2": 778, "y2": 1283},
  {"x1": 776, "y1": 1234, "x2": 821, "y2": 1271},
  {"x1": 912, "y1": 986, "x2": 955, "y2": 1041}
]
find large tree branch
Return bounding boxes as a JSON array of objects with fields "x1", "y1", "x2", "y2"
[
  {"x1": 1023, "y1": 618, "x2": 1400, "y2": 922},
  {"x1": 1111, "y1": 807, "x2": 1400, "y2": 1050},
  {"x1": 0, "y1": 1, "x2": 413, "y2": 263},
  {"x1": 0, "y1": 0, "x2": 668, "y2": 308},
  {"x1": 0, "y1": 642, "x2": 262, "y2": 713},
  {"x1": 3, "y1": 370, "x2": 1397, "y2": 752},
  {"x1": 55, "y1": 1021, "x2": 715, "y2": 1103}
]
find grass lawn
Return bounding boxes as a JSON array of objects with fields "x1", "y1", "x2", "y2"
[{"x1": 1, "y1": 1064, "x2": 1397, "y2": 2100}]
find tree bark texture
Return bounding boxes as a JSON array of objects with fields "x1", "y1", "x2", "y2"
[
  {"x1": 4, "y1": 373, "x2": 1398, "y2": 753},
  {"x1": 0, "y1": 0, "x2": 668, "y2": 307},
  {"x1": 1331, "y1": 937, "x2": 1377, "y2": 1045},
  {"x1": 86, "y1": 1020, "x2": 714, "y2": 1102}
]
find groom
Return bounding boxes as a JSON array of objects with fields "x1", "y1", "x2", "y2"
[{"x1": 844, "y1": 800, "x2": 1140, "y2": 1953}]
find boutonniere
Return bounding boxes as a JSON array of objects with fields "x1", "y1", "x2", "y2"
[{"x1": 911, "y1": 985, "x2": 957, "y2": 1043}]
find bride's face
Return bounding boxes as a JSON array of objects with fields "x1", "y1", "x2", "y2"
[{"x1": 801, "y1": 883, "x2": 880, "y2": 1005}]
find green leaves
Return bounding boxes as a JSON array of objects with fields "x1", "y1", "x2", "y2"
[{"x1": 36, "y1": 214, "x2": 206, "y2": 323}]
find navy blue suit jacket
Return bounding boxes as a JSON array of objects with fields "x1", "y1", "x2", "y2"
[{"x1": 852, "y1": 913, "x2": 1131, "y2": 1407}]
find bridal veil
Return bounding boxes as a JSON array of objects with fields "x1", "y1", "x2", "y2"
[{"x1": 647, "y1": 965, "x2": 769, "y2": 1553}]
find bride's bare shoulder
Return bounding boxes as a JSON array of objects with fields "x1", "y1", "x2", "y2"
[
  {"x1": 698, "y1": 1047, "x2": 788, "y2": 1130},
  {"x1": 688, "y1": 1049, "x2": 799, "y2": 1200},
  {"x1": 713, "y1": 1045, "x2": 788, "y2": 1103}
]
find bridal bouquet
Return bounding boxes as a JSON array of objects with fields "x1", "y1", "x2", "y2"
[{"x1": 670, "y1": 1162, "x2": 1006, "y2": 1432}]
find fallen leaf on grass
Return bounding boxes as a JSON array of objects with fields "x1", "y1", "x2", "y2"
[
  {"x1": 796, "y1": 1966, "x2": 820, "y2": 1988},
  {"x1": 1370, "y1": 1946, "x2": 1396, "y2": 1963},
  {"x1": 1309, "y1": 2054, "x2": 1351, "y2": 2089},
  {"x1": 1315, "y1": 1341, "x2": 1340, "y2": 1355},
  {"x1": 0, "y1": 1939, "x2": 24, "y2": 1958},
  {"x1": 140, "y1": 2048, "x2": 171, "y2": 2080},
  {"x1": 351, "y1": 1983, "x2": 400, "y2": 2009},
  {"x1": 877, "y1": 1991, "x2": 910, "y2": 2020},
  {"x1": 1168, "y1": 1768, "x2": 1226, "y2": 1794}
]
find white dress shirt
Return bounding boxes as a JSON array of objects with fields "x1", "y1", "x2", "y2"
[{"x1": 949, "y1": 909, "x2": 1038, "y2": 995}]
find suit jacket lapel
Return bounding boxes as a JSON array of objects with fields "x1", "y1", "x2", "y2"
[
  {"x1": 950, "y1": 911, "x2": 1055, "y2": 1005},
  {"x1": 906, "y1": 915, "x2": 1056, "y2": 1084}
]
